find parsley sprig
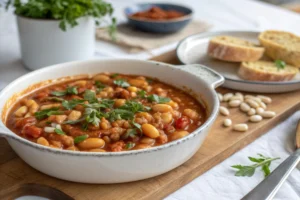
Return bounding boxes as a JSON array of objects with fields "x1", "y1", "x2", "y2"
[
  {"x1": 137, "y1": 90, "x2": 171, "y2": 103},
  {"x1": 231, "y1": 154, "x2": 280, "y2": 177},
  {"x1": 34, "y1": 107, "x2": 63, "y2": 120},
  {"x1": 51, "y1": 86, "x2": 78, "y2": 97},
  {"x1": 113, "y1": 79, "x2": 130, "y2": 88}
]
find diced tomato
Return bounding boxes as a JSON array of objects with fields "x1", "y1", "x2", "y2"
[
  {"x1": 35, "y1": 91, "x2": 49, "y2": 100},
  {"x1": 175, "y1": 116, "x2": 190, "y2": 130},
  {"x1": 22, "y1": 125, "x2": 42, "y2": 138}
]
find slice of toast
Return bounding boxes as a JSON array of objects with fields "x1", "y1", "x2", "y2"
[
  {"x1": 259, "y1": 30, "x2": 300, "y2": 67},
  {"x1": 238, "y1": 61, "x2": 299, "y2": 81},
  {"x1": 207, "y1": 36, "x2": 264, "y2": 62}
]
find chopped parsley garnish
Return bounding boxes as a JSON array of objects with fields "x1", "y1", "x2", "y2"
[
  {"x1": 34, "y1": 107, "x2": 63, "y2": 120},
  {"x1": 122, "y1": 128, "x2": 139, "y2": 139},
  {"x1": 113, "y1": 79, "x2": 130, "y2": 88},
  {"x1": 119, "y1": 101, "x2": 150, "y2": 113},
  {"x1": 132, "y1": 121, "x2": 141, "y2": 131},
  {"x1": 54, "y1": 128, "x2": 66, "y2": 135},
  {"x1": 95, "y1": 81, "x2": 106, "y2": 92},
  {"x1": 111, "y1": 73, "x2": 119, "y2": 78},
  {"x1": 74, "y1": 135, "x2": 88, "y2": 144},
  {"x1": 125, "y1": 142, "x2": 135, "y2": 149},
  {"x1": 62, "y1": 99, "x2": 85, "y2": 110},
  {"x1": 275, "y1": 59, "x2": 286, "y2": 70},
  {"x1": 51, "y1": 86, "x2": 78, "y2": 96},
  {"x1": 83, "y1": 90, "x2": 98, "y2": 103},
  {"x1": 147, "y1": 94, "x2": 170, "y2": 103},
  {"x1": 85, "y1": 108, "x2": 102, "y2": 126},
  {"x1": 137, "y1": 90, "x2": 147, "y2": 98}
]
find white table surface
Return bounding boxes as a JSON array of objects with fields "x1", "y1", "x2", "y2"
[{"x1": 1, "y1": 0, "x2": 300, "y2": 199}]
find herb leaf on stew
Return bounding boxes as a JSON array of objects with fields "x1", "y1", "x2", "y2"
[
  {"x1": 62, "y1": 99, "x2": 85, "y2": 110},
  {"x1": 231, "y1": 154, "x2": 280, "y2": 178},
  {"x1": 51, "y1": 86, "x2": 78, "y2": 96},
  {"x1": 74, "y1": 135, "x2": 88, "y2": 144},
  {"x1": 147, "y1": 94, "x2": 170, "y2": 103},
  {"x1": 54, "y1": 128, "x2": 66, "y2": 135},
  {"x1": 83, "y1": 90, "x2": 98, "y2": 103},
  {"x1": 113, "y1": 79, "x2": 130, "y2": 88},
  {"x1": 125, "y1": 142, "x2": 135, "y2": 149},
  {"x1": 34, "y1": 107, "x2": 63, "y2": 120}
]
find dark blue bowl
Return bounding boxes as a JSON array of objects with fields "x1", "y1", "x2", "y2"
[{"x1": 124, "y1": 3, "x2": 193, "y2": 33}]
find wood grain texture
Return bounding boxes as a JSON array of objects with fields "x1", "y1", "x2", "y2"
[{"x1": 1, "y1": 50, "x2": 300, "y2": 199}]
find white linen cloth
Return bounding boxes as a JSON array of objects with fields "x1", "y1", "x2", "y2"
[{"x1": 1, "y1": 0, "x2": 300, "y2": 199}]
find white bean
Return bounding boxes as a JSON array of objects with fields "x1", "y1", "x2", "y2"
[
  {"x1": 217, "y1": 93, "x2": 223, "y2": 102},
  {"x1": 246, "y1": 99, "x2": 259, "y2": 108},
  {"x1": 229, "y1": 100, "x2": 242, "y2": 107},
  {"x1": 249, "y1": 115, "x2": 262, "y2": 122},
  {"x1": 247, "y1": 108, "x2": 256, "y2": 116},
  {"x1": 261, "y1": 111, "x2": 276, "y2": 118},
  {"x1": 240, "y1": 102, "x2": 251, "y2": 112},
  {"x1": 219, "y1": 106, "x2": 230, "y2": 116},
  {"x1": 256, "y1": 107, "x2": 264, "y2": 115},
  {"x1": 230, "y1": 96, "x2": 243, "y2": 101},
  {"x1": 235, "y1": 92, "x2": 244, "y2": 101},
  {"x1": 257, "y1": 95, "x2": 272, "y2": 104},
  {"x1": 223, "y1": 118, "x2": 232, "y2": 127},
  {"x1": 223, "y1": 93, "x2": 234, "y2": 102},
  {"x1": 258, "y1": 101, "x2": 267, "y2": 109},
  {"x1": 233, "y1": 124, "x2": 248, "y2": 132},
  {"x1": 44, "y1": 127, "x2": 55, "y2": 133},
  {"x1": 245, "y1": 95, "x2": 255, "y2": 99}
]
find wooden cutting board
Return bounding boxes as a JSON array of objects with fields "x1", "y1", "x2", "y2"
[{"x1": 1, "y1": 50, "x2": 300, "y2": 200}]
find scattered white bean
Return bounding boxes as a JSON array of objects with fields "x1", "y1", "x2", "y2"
[
  {"x1": 44, "y1": 127, "x2": 55, "y2": 133},
  {"x1": 249, "y1": 115, "x2": 263, "y2": 122},
  {"x1": 261, "y1": 111, "x2": 276, "y2": 118},
  {"x1": 235, "y1": 92, "x2": 243, "y2": 97},
  {"x1": 245, "y1": 95, "x2": 255, "y2": 99},
  {"x1": 246, "y1": 99, "x2": 259, "y2": 108},
  {"x1": 256, "y1": 107, "x2": 265, "y2": 115},
  {"x1": 219, "y1": 106, "x2": 230, "y2": 116},
  {"x1": 258, "y1": 101, "x2": 267, "y2": 109},
  {"x1": 257, "y1": 95, "x2": 272, "y2": 104},
  {"x1": 223, "y1": 93, "x2": 234, "y2": 102},
  {"x1": 223, "y1": 118, "x2": 232, "y2": 127},
  {"x1": 240, "y1": 102, "x2": 251, "y2": 112},
  {"x1": 217, "y1": 93, "x2": 223, "y2": 102},
  {"x1": 230, "y1": 96, "x2": 243, "y2": 101},
  {"x1": 247, "y1": 108, "x2": 256, "y2": 116},
  {"x1": 229, "y1": 100, "x2": 242, "y2": 107},
  {"x1": 233, "y1": 124, "x2": 248, "y2": 132}
]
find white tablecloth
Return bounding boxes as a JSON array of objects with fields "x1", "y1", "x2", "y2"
[{"x1": 1, "y1": 0, "x2": 300, "y2": 199}]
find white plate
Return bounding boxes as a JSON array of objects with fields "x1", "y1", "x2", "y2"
[{"x1": 176, "y1": 31, "x2": 300, "y2": 93}]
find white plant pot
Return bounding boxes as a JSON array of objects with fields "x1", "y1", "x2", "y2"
[{"x1": 17, "y1": 16, "x2": 95, "y2": 70}]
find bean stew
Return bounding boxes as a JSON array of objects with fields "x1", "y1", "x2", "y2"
[{"x1": 6, "y1": 73, "x2": 206, "y2": 152}]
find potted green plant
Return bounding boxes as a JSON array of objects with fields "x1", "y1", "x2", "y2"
[{"x1": 6, "y1": 0, "x2": 116, "y2": 70}]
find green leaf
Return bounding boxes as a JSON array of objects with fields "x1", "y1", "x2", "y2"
[
  {"x1": 34, "y1": 107, "x2": 63, "y2": 120},
  {"x1": 51, "y1": 86, "x2": 78, "y2": 96},
  {"x1": 74, "y1": 135, "x2": 88, "y2": 144},
  {"x1": 125, "y1": 142, "x2": 135, "y2": 149},
  {"x1": 111, "y1": 73, "x2": 119, "y2": 78},
  {"x1": 137, "y1": 90, "x2": 147, "y2": 98},
  {"x1": 234, "y1": 166, "x2": 256, "y2": 177},
  {"x1": 54, "y1": 128, "x2": 65, "y2": 135},
  {"x1": 147, "y1": 94, "x2": 170, "y2": 103},
  {"x1": 248, "y1": 157, "x2": 265, "y2": 163},
  {"x1": 119, "y1": 101, "x2": 149, "y2": 113},
  {"x1": 83, "y1": 90, "x2": 98, "y2": 103},
  {"x1": 262, "y1": 164, "x2": 271, "y2": 177},
  {"x1": 95, "y1": 81, "x2": 106, "y2": 92},
  {"x1": 275, "y1": 59, "x2": 286, "y2": 70},
  {"x1": 132, "y1": 121, "x2": 141, "y2": 131},
  {"x1": 231, "y1": 165, "x2": 243, "y2": 170},
  {"x1": 62, "y1": 99, "x2": 85, "y2": 110},
  {"x1": 64, "y1": 118, "x2": 85, "y2": 124},
  {"x1": 113, "y1": 79, "x2": 130, "y2": 88}
]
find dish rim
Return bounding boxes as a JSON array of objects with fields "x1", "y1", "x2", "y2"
[
  {"x1": 0, "y1": 59, "x2": 219, "y2": 157},
  {"x1": 176, "y1": 30, "x2": 300, "y2": 86}
]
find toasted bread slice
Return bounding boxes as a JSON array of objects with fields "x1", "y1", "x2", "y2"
[
  {"x1": 238, "y1": 61, "x2": 299, "y2": 81},
  {"x1": 259, "y1": 30, "x2": 300, "y2": 67},
  {"x1": 207, "y1": 36, "x2": 264, "y2": 62}
]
